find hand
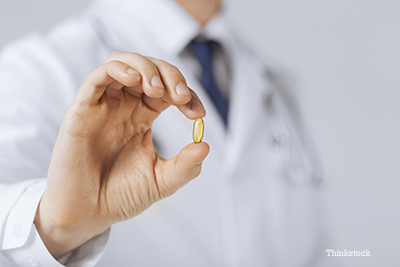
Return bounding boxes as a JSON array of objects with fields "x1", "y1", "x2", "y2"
[{"x1": 34, "y1": 52, "x2": 210, "y2": 258}]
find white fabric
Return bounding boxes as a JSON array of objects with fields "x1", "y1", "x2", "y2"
[
  {"x1": 0, "y1": 180, "x2": 110, "y2": 266},
  {"x1": 0, "y1": 0, "x2": 341, "y2": 266}
]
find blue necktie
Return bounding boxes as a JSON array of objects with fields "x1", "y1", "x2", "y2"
[{"x1": 191, "y1": 40, "x2": 229, "y2": 126}]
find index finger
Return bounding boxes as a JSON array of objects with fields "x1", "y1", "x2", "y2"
[
  {"x1": 146, "y1": 57, "x2": 192, "y2": 105},
  {"x1": 77, "y1": 60, "x2": 141, "y2": 105},
  {"x1": 107, "y1": 51, "x2": 166, "y2": 99},
  {"x1": 142, "y1": 88, "x2": 206, "y2": 121}
]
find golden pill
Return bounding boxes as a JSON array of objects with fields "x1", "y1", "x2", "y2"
[{"x1": 192, "y1": 118, "x2": 204, "y2": 143}]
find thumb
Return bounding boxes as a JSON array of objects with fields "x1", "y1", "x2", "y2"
[{"x1": 156, "y1": 142, "x2": 210, "y2": 198}]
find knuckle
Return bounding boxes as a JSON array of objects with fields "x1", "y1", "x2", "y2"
[
  {"x1": 130, "y1": 53, "x2": 156, "y2": 70},
  {"x1": 86, "y1": 66, "x2": 105, "y2": 88},
  {"x1": 148, "y1": 56, "x2": 165, "y2": 67},
  {"x1": 106, "y1": 60, "x2": 122, "y2": 69},
  {"x1": 142, "y1": 56, "x2": 156, "y2": 67},
  {"x1": 87, "y1": 68, "x2": 99, "y2": 80},
  {"x1": 129, "y1": 52, "x2": 140, "y2": 57},
  {"x1": 167, "y1": 64, "x2": 181, "y2": 75},
  {"x1": 164, "y1": 64, "x2": 185, "y2": 81},
  {"x1": 107, "y1": 51, "x2": 123, "y2": 60},
  {"x1": 129, "y1": 52, "x2": 147, "y2": 63},
  {"x1": 146, "y1": 56, "x2": 166, "y2": 70}
]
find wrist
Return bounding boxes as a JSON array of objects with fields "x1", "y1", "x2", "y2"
[
  {"x1": 34, "y1": 197, "x2": 106, "y2": 259},
  {"x1": 34, "y1": 202, "x2": 77, "y2": 259}
]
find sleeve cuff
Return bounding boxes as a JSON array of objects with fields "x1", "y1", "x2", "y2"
[
  {"x1": 6, "y1": 225, "x2": 111, "y2": 267},
  {"x1": 3, "y1": 179, "x2": 110, "y2": 266},
  {"x1": 7, "y1": 224, "x2": 67, "y2": 267}
]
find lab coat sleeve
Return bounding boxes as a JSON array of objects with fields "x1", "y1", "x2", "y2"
[
  {"x1": 0, "y1": 179, "x2": 110, "y2": 267},
  {"x1": 0, "y1": 24, "x2": 110, "y2": 266}
]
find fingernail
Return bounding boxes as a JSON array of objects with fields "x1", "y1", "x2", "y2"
[
  {"x1": 175, "y1": 82, "x2": 190, "y2": 97},
  {"x1": 196, "y1": 161, "x2": 203, "y2": 166},
  {"x1": 151, "y1": 76, "x2": 164, "y2": 89},
  {"x1": 190, "y1": 100, "x2": 205, "y2": 112},
  {"x1": 127, "y1": 68, "x2": 138, "y2": 75}
]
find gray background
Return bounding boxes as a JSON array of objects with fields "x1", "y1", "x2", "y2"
[{"x1": 1, "y1": 0, "x2": 399, "y2": 266}]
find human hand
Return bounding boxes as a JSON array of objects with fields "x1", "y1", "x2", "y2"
[{"x1": 34, "y1": 52, "x2": 209, "y2": 258}]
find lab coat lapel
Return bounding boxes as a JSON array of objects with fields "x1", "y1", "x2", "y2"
[{"x1": 221, "y1": 44, "x2": 272, "y2": 179}]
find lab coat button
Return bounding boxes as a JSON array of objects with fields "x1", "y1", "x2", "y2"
[
  {"x1": 13, "y1": 223, "x2": 22, "y2": 238},
  {"x1": 26, "y1": 254, "x2": 39, "y2": 266}
]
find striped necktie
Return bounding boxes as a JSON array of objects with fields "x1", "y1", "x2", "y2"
[{"x1": 190, "y1": 40, "x2": 229, "y2": 126}]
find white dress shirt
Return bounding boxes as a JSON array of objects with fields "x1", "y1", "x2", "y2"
[{"x1": 0, "y1": 0, "x2": 341, "y2": 266}]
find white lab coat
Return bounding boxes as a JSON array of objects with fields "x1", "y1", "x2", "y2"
[{"x1": 0, "y1": 0, "x2": 340, "y2": 266}]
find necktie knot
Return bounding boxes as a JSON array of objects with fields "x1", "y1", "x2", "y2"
[{"x1": 190, "y1": 39, "x2": 229, "y2": 126}]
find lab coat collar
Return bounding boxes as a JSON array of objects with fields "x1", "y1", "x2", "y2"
[{"x1": 89, "y1": 0, "x2": 230, "y2": 57}]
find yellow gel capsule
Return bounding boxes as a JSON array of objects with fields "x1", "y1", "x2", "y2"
[{"x1": 193, "y1": 118, "x2": 204, "y2": 143}]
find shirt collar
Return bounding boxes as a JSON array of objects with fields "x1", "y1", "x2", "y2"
[{"x1": 89, "y1": 0, "x2": 231, "y2": 57}]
